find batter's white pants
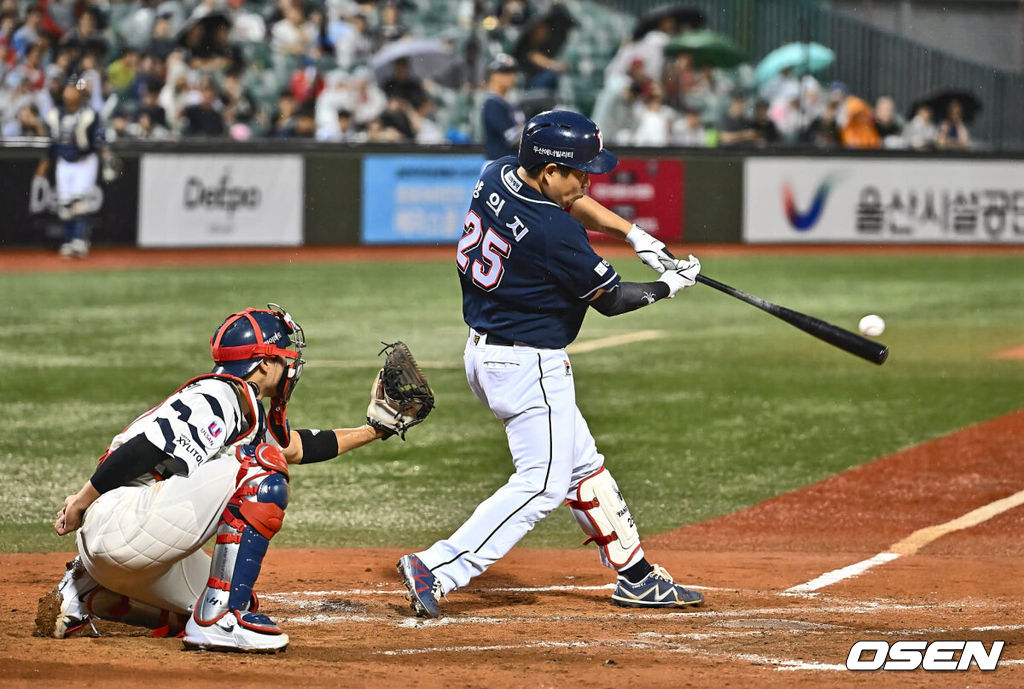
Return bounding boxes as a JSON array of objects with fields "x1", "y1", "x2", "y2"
[
  {"x1": 416, "y1": 331, "x2": 645, "y2": 593},
  {"x1": 76, "y1": 456, "x2": 240, "y2": 614}
]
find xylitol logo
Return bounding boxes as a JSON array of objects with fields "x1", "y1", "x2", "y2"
[{"x1": 782, "y1": 175, "x2": 837, "y2": 231}]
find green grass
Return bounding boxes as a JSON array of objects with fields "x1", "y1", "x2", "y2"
[{"x1": 3, "y1": 253, "x2": 1022, "y2": 552}]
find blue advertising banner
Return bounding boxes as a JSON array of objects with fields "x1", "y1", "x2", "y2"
[{"x1": 362, "y1": 155, "x2": 485, "y2": 244}]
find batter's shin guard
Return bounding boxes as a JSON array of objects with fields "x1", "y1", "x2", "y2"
[
  {"x1": 184, "y1": 444, "x2": 290, "y2": 653},
  {"x1": 567, "y1": 467, "x2": 644, "y2": 570}
]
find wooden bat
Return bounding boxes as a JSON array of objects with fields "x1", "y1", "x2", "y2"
[{"x1": 695, "y1": 274, "x2": 889, "y2": 365}]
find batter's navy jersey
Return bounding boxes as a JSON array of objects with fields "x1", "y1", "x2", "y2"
[
  {"x1": 458, "y1": 155, "x2": 620, "y2": 349},
  {"x1": 44, "y1": 106, "x2": 102, "y2": 162},
  {"x1": 481, "y1": 94, "x2": 524, "y2": 161}
]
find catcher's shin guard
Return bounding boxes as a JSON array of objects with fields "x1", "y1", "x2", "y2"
[
  {"x1": 185, "y1": 444, "x2": 290, "y2": 653},
  {"x1": 567, "y1": 467, "x2": 644, "y2": 569}
]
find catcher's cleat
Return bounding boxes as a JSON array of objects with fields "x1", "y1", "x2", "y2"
[
  {"x1": 34, "y1": 557, "x2": 100, "y2": 638},
  {"x1": 182, "y1": 609, "x2": 289, "y2": 654},
  {"x1": 397, "y1": 554, "x2": 442, "y2": 618},
  {"x1": 611, "y1": 564, "x2": 705, "y2": 609}
]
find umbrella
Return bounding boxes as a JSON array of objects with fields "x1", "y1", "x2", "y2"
[
  {"x1": 663, "y1": 30, "x2": 747, "y2": 69},
  {"x1": 907, "y1": 89, "x2": 982, "y2": 124},
  {"x1": 513, "y1": 4, "x2": 577, "y2": 61},
  {"x1": 632, "y1": 4, "x2": 705, "y2": 41},
  {"x1": 175, "y1": 8, "x2": 232, "y2": 46},
  {"x1": 370, "y1": 39, "x2": 457, "y2": 82},
  {"x1": 754, "y1": 42, "x2": 835, "y2": 85}
]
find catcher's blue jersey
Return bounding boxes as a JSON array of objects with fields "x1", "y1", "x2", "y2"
[{"x1": 457, "y1": 156, "x2": 620, "y2": 349}]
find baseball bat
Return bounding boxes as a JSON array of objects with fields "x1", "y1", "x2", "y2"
[{"x1": 695, "y1": 274, "x2": 889, "y2": 365}]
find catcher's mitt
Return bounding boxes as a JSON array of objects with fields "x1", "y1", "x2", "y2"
[{"x1": 366, "y1": 341, "x2": 435, "y2": 440}]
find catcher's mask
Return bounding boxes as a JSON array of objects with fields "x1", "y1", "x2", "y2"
[{"x1": 210, "y1": 303, "x2": 306, "y2": 401}]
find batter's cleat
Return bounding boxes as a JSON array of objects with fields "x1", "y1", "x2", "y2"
[
  {"x1": 182, "y1": 610, "x2": 289, "y2": 654},
  {"x1": 34, "y1": 557, "x2": 100, "y2": 638},
  {"x1": 396, "y1": 554, "x2": 441, "y2": 618},
  {"x1": 611, "y1": 564, "x2": 705, "y2": 609}
]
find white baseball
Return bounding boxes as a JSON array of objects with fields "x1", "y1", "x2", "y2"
[{"x1": 858, "y1": 314, "x2": 885, "y2": 337}]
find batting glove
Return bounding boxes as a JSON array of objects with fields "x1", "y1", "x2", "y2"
[
  {"x1": 657, "y1": 254, "x2": 701, "y2": 298},
  {"x1": 625, "y1": 224, "x2": 676, "y2": 274}
]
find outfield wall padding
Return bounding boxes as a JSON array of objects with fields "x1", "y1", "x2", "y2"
[{"x1": 2, "y1": 143, "x2": 1022, "y2": 248}]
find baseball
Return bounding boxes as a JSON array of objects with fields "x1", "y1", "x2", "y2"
[{"x1": 858, "y1": 314, "x2": 886, "y2": 337}]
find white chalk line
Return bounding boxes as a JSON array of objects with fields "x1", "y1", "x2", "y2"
[
  {"x1": 786, "y1": 487, "x2": 1024, "y2": 594},
  {"x1": 275, "y1": 601, "x2": 946, "y2": 628},
  {"x1": 784, "y1": 553, "x2": 901, "y2": 595},
  {"x1": 261, "y1": 582, "x2": 724, "y2": 601},
  {"x1": 264, "y1": 584, "x2": 610, "y2": 598}
]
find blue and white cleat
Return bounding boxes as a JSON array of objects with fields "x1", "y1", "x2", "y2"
[
  {"x1": 396, "y1": 554, "x2": 442, "y2": 618},
  {"x1": 611, "y1": 564, "x2": 704, "y2": 608}
]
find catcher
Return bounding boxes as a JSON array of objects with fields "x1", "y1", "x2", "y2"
[{"x1": 35, "y1": 304, "x2": 433, "y2": 653}]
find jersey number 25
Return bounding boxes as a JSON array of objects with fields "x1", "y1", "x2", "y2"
[{"x1": 457, "y1": 210, "x2": 511, "y2": 291}]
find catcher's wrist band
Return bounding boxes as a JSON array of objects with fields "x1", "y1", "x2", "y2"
[{"x1": 296, "y1": 428, "x2": 340, "y2": 464}]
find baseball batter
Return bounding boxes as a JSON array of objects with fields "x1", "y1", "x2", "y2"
[
  {"x1": 398, "y1": 110, "x2": 703, "y2": 617},
  {"x1": 36, "y1": 304, "x2": 426, "y2": 652},
  {"x1": 35, "y1": 75, "x2": 104, "y2": 258}
]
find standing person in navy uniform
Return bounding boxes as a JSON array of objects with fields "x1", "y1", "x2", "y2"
[
  {"x1": 480, "y1": 54, "x2": 524, "y2": 167},
  {"x1": 398, "y1": 110, "x2": 704, "y2": 618},
  {"x1": 35, "y1": 75, "x2": 106, "y2": 258}
]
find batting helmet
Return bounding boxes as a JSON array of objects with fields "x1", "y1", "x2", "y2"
[
  {"x1": 517, "y1": 110, "x2": 617, "y2": 174},
  {"x1": 210, "y1": 304, "x2": 306, "y2": 400}
]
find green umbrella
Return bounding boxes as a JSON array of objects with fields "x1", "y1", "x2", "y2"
[{"x1": 663, "y1": 30, "x2": 748, "y2": 68}]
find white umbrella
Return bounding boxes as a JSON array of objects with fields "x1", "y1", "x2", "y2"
[{"x1": 370, "y1": 39, "x2": 456, "y2": 82}]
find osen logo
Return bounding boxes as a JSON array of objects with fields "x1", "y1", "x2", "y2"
[
  {"x1": 846, "y1": 640, "x2": 1004, "y2": 671},
  {"x1": 184, "y1": 171, "x2": 261, "y2": 215}
]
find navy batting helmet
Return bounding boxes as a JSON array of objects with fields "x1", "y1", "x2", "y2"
[{"x1": 517, "y1": 110, "x2": 617, "y2": 174}]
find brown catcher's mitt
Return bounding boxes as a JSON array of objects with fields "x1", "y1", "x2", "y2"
[{"x1": 366, "y1": 341, "x2": 435, "y2": 440}]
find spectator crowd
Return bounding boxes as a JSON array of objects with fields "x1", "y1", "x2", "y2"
[
  {"x1": 0, "y1": 0, "x2": 976, "y2": 151},
  {"x1": 589, "y1": 10, "x2": 974, "y2": 151},
  {"x1": 0, "y1": 0, "x2": 485, "y2": 143}
]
